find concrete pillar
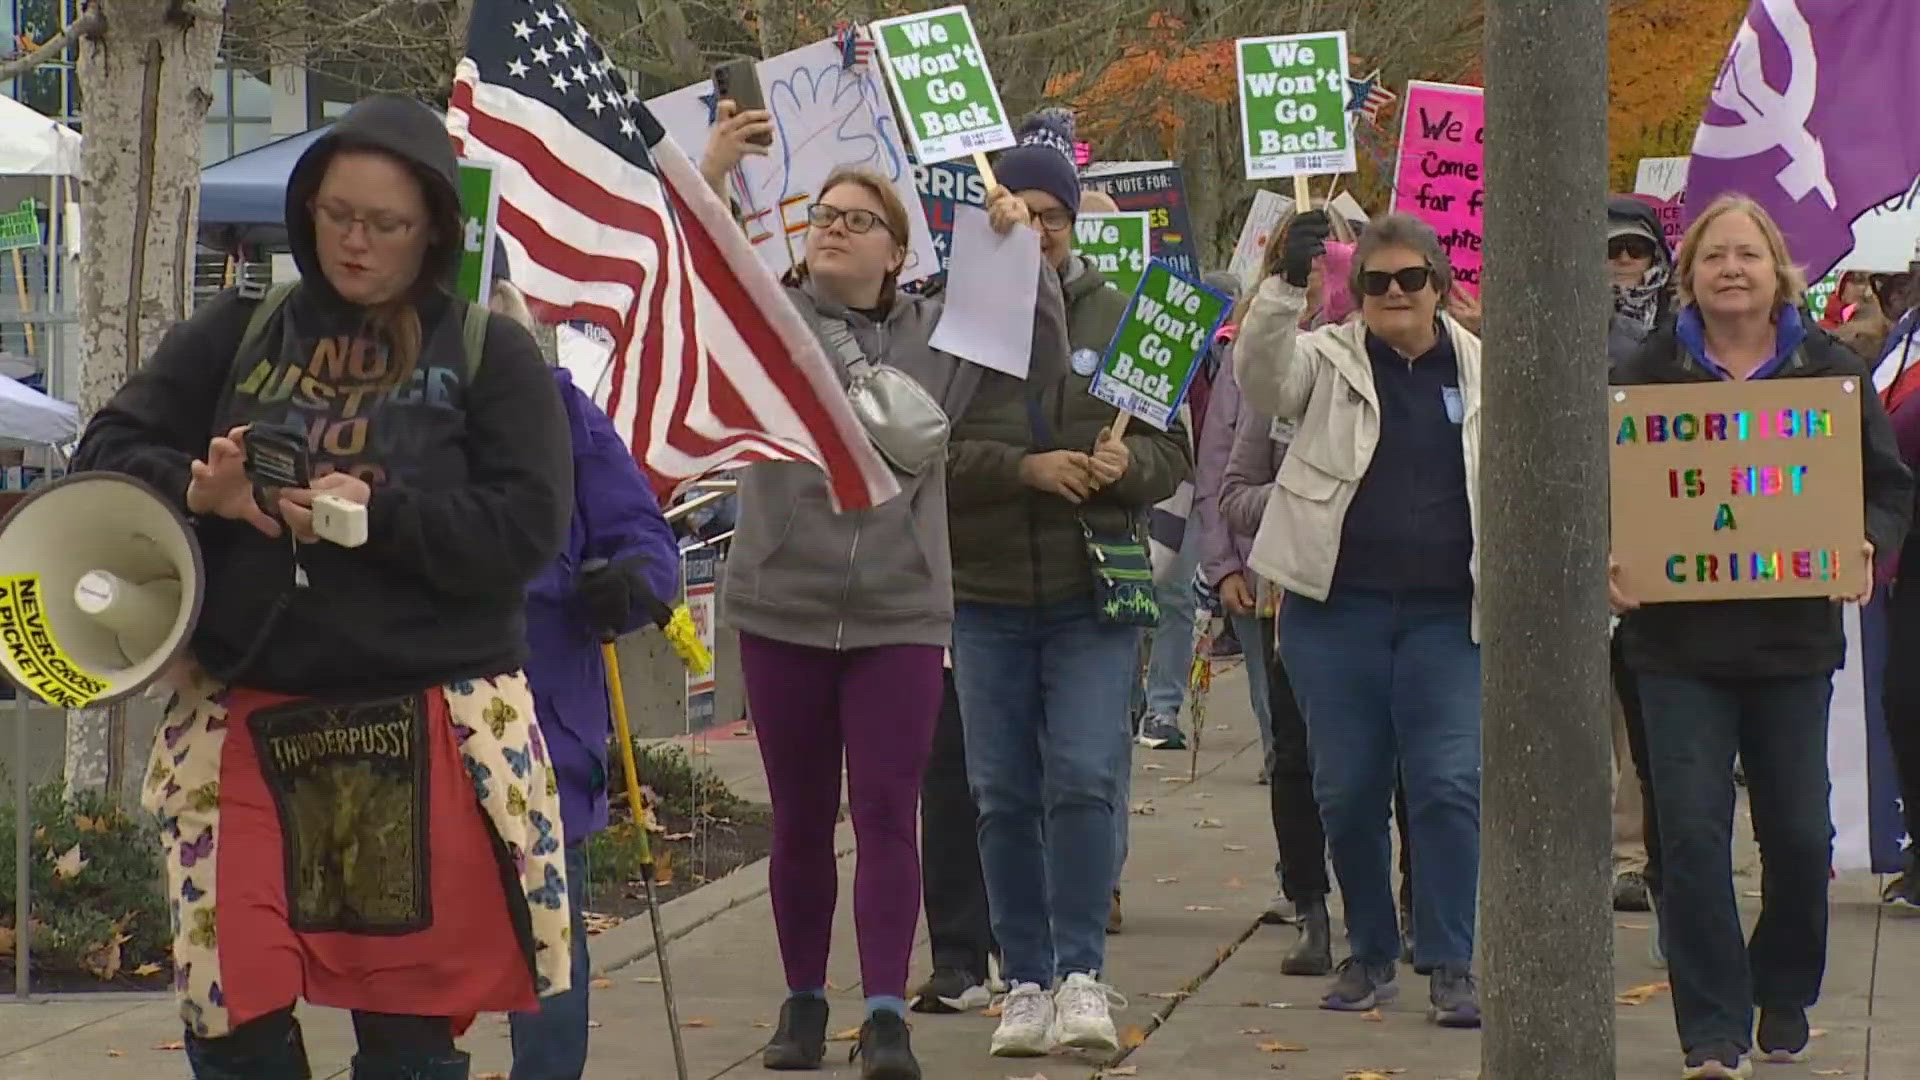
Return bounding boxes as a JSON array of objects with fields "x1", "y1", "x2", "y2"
[{"x1": 1479, "y1": 2, "x2": 1615, "y2": 1076}]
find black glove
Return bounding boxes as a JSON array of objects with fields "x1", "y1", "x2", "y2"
[
  {"x1": 1278, "y1": 210, "x2": 1331, "y2": 288},
  {"x1": 576, "y1": 559, "x2": 635, "y2": 640}
]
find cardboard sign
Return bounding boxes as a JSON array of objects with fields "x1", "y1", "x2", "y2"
[
  {"x1": 1073, "y1": 212, "x2": 1151, "y2": 298},
  {"x1": 913, "y1": 159, "x2": 988, "y2": 281},
  {"x1": 1609, "y1": 377, "x2": 1866, "y2": 603},
  {"x1": 647, "y1": 37, "x2": 940, "y2": 285},
  {"x1": 1227, "y1": 189, "x2": 1294, "y2": 291},
  {"x1": 0, "y1": 200, "x2": 40, "y2": 252},
  {"x1": 1089, "y1": 261, "x2": 1232, "y2": 430},
  {"x1": 1391, "y1": 81, "x2": 1484, "y2": 295},
  {"x1": 870, "y1": 5, "x2": 1015, "y2": 165},
  {"x1": 1079, "y1": 162, "x2": 1200, "y2": 277},
  {"x1": 1235, "y1": 32, "x2": 1356, "y2": 180},
  {"x1": 455, "y1": 161, "x2": 500, "y2": 305}
]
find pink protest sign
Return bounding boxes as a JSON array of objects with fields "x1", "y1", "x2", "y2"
[
  {"x1": 1390, "y1": 80, "x2": 1485, "y2": 296},
  {"x1": 1630, "y1": 192, "x2": 1686, "y2": 251}
]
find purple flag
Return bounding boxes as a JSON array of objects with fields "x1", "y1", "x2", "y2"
[{"x1": 1683, "y1": 0, "x2": 1920, "y2": 282}]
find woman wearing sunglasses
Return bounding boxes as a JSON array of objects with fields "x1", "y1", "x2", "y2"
[
  {"x1": 1235, "y1": 211, "x2": 1484, "y2": 1029},
  {"x1": 716, "y1": 161, "x2": 1068, "y2": 1080}
]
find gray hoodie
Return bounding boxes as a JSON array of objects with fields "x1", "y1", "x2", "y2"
[{"x1": 723, "y1": 271, "x2": 1070, "y2": 651}]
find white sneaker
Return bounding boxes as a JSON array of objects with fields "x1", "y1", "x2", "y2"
[
  {"x1": 1050, "y1": 971, "x2": 1126, "y2": 1052},
  {"x1": 990, "y1": 982, "x2": 1055, "y2": 1057}
]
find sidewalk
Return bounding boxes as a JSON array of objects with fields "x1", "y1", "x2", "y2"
[{"x1": 2, "y1": 665, "x2": 1917, "y2": 1078}]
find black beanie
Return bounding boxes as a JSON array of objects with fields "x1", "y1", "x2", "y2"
[{"x1": 994, "y1": 108, "x2": 1081, "y2": 216}]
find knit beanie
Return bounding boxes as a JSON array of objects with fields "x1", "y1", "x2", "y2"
[{"x1": 994, "y1": 108, "x2": 1081, "y2": 216}]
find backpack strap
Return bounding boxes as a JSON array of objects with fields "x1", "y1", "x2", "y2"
[
  {"x1": 461, "y1": 301, "x2": 489, "y2": 382},
  {"x1": 235, "y1": 280, "x2": 299, "y2": 367}
]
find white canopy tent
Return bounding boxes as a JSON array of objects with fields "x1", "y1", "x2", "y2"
[
  {"x1": 0, "y1": 96, "x2": 81, "y2": 177},
  {"x1": 0, "y1": 374, "x2": 77, "y2": 447}
]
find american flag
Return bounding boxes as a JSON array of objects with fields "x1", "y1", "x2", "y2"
[
  {"x1": 448, "y1": 0, "x2": 900, "y2": 512},
  {"x1": 833, "y1": 22, "x2": 874, "y2": 70},
  {"x1": 1347, "y1": 71, "x2": 1397, "y2": 127}
]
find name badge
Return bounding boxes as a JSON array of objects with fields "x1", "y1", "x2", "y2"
[
  {"x1": 1269, "y1": 417, "x2": 1297, "y2": 444},
  {"x1": 1442, "y1": 386, "x2": 1464, "y2": 424}
]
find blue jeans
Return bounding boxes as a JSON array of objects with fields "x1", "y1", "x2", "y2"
[
  {"x1": 1133, "y1": 514, "x2": 1203, "y2": 722},
  {"x1": 955, "y1": 596, "x2": 1140, "y2": 986},
  {"x1": 1232, "y1": 612, "x2": 1275, "y2": 766},
  {"x1": 511, "y1": 843, "x2": 591, "y2": 1080},
  {"x1": 1279, "y1": 587, "x2": 1481, "y2": 970},
  {"x1": 1637, "y1": 672, "x2": 1833, "y2": 1055}
]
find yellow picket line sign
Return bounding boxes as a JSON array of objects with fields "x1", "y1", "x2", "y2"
[{"x1": 0, "y1": 574, "x2": 109, "y2": 707}]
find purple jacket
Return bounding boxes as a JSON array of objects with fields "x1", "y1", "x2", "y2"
[
  {"x1": 525, "y1": 368, "x2": 680, "y2": 844},
  {"x1": 1197, "y1": 340, "x2": 1257, "y2": 586}
]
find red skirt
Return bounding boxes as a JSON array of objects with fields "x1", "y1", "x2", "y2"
[{"x1": 211, "y1": 686, "x2": 537, "y2": 1028}]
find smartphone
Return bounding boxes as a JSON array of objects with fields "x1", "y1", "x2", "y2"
[
  {"x1": 711, "y1": 57, "x2": 772, "y2": 147},
  {"x1": 244, "y1": 422, "x2": 311, "y2": 492}
]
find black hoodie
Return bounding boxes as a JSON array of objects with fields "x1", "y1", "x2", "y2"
[{"x1": 73, "y1": 96, "x2": 572, "y2": 696}]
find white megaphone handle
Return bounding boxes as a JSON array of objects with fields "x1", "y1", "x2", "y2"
[{"x1": 75, "y1": 570, "x2": 181, "y2": 665}]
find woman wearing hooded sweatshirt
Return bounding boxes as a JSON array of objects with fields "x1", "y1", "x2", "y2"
[
  {"x1": 1604, "y1": 195, "x2": 1675, "y2": 923},
  {"x1": 944, "y1": 110, "x2": 1190, "y2": 1060},
  {"x1": 1236, "y1": 211, "x2": 1485, "y2": 1029},
  {"x1": 71, "y1": 96, "x2": 573, "y2": 1080},
  {"x1": 704, "y1": 111, "x2": 1068, "y2": 1072},
  {"x1": 1611, "y1": 195, "x2": 1911, "y2": 1078},
  {"x1": 485, "y1": 255, "x2": 681, "y2": 1080}
]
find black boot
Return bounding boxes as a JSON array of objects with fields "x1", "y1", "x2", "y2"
[
  {"x1": 852, "y1": 1010, "x2": 922, "y2": 1080},
  {"x1": 186, "y1": 1015, "x2": 312, "y2": 1079},
  {"x1": 347, "y1": 1049, "x2": 469, "y2": 1079},
  {"x1": 764, "y1": 994, "x2": 830, "y2": 1070},
  {"x1": 1281, "y1": 896, "x2": 1333, "y2": 976}
]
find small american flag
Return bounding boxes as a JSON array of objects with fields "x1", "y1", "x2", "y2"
[
  {"x1": 448, "y1": 0, "x2": 899, "y2": 512},
  {"x1": 1347, "y1": 71, "x2": 1397, "y2": 127},
  {"x1": 833, "y1": 22, "x2": 875, "y2": 71}
]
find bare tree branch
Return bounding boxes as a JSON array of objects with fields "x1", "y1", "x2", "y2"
[{"x1": 0, "y1": 7, "x2": 104, "y2": 83}]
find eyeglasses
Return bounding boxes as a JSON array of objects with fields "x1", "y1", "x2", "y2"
[
  {"x1": 311, "y1": 199, "x2": 419, "y2": 242},
  {"x1": 1358, "y1": 266, "x2": 1435, "y2": 296},
  {"x1": 1609, "y1": 236, "x2": 1657, "y2": 262},
  {"x1": 807, "y1": 203, "x2": 897, "y2": 238},
  {"x1": 1035, "y1": 208, "x2": 1073, "y2": 233}
]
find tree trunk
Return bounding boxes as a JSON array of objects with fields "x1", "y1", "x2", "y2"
[
  {"x1": 63, "y1": 0, "x2": 222, "y2": 797},
  {"x1": 1479, "y1": 1, "x2": 1614, "y2": 1076}
]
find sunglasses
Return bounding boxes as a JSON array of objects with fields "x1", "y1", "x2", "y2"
[
  {"x1": 807, "y1": 203, "x2": 897, "y2": 238},
  {"x1": 1609, "y1": 236, "x2": 1657, "y2": 261},
  {"x1": 1358, "y1": 266, "x2": 1435, "y2": 297}
]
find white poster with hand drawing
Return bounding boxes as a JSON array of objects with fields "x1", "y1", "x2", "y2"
[{"x1": 648, "y1": 37, "x2": 939, "y2": 286}]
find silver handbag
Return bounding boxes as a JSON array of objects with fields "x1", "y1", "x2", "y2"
[{"x1": 818, "y1": 318, "x2": 950, "y2": 477}]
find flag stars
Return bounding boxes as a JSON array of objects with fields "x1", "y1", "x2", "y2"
[
  {"x1": 531, "y1": 44, "x2": 552, "y2": 66},
  {"x1": 570, "y1": 65, "x2": 586, "y2": 84},
  {"x1": 511, "y1": 20, "x2": 533, "y2": 40},
  {"x1": 506, "y1": 58, "x2": 530, "y2": 78},
  {"x1": 550, "y1": 70, "x2": 569, "y2": 92},
  {"x1": 618, "y1": 116, "x2": 638, "y2": 138},
  {"x1": 586, "y1": 93, "x2": 606, "y2": 115},
  {"x1": 535, "y1": 8, "x2": 555, "y2": 28},
  {"x1": 553, "y1": 36, "x2": 573, "y2": 57}
]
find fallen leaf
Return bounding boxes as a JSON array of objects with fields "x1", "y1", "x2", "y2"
[
  {"x1": 132, "y1": 962, "x2": 163, "y2": 977},
  {"x1": 1744, "y1": 889, "x2": 1764, "y2": 898},
  {"x1": 587, "y1": 1020, "x2": 603, "y2": 1029},
  {"x1": 1258, "y1": 1040, "x2": 1308, "y2": 1052},
  {"x1": 84, "y1": 933, "x2": 124, "y2": 980},
  {"x1": 1145, "y1": 990, "x2": 1187, "y2": 1000},
  {"x1": 982, "y1": 1002, "x2": 1003, "y2": 1017},
  {"x1": 1129, "y1": 803, "x2": 1157, "y2": 816},
  {"x1": 73, "y1": 815, "x2": 97, "y2": 833},
  {"x1": 590, "y1": 977, "x2": 613, "y2": 989},
  {"x1": 1121, "y1": 1025, "x2": 1149, "y2": 1049},
  {"x1": 1224, "y1": 876, "x2": 1246, "y2": 889},
  {"x1": 1811, "y1": 1027, "x2": 1829, "y2": 1038},
  {"x1": 1154, "y1": 876, "x2": 1180, "y2": 884},
  {"x1": 1007, "y1": 1074, "x2": 1051, "y2": 1080},
  {"x1": 151, "y1": 1041, "x2": 184, "y2": 1051},
  {"x1": 1615, "y1": 921, "x2": 1648, "y2": 930},
  {"x1": 1142, "y1": 763, "x2": 1166, "y2": 771},
  {"x1": 1159, "y1": 776, "x2": 1187, "y2": 784},
  {"x1": 1214, "y1": 723, "x2": 1232, "y2": 732},
  {"x1": 1344, "y1": 1073, "x2": 1396, "y2": 1080},
  {"x1": 1184, "y1": 904, "x2": 1223, "y2": 912},
  {"x1": 680, "y1": 1018, "x2": 713, "y2": 1028},
  {"x1": 651, "y1": 850, "x2": 675, "y2": 886},
  {"x1": 829, "y1": 1026, "x2": 863, "y2": 1042},
  {"x1": 1360, "y1": 1009, "x2": 1383, "y2": 1022},
  {"x1": 106, "y1": 1050, "x2": 124, "y2": 1058},
  {"x1": 1223, "y1": 844, "x2": 1248, "y2": 852},
  {"x1": 753, "y1": 1021, "x2": 773, "y2": 1029},
  {"x1": 477, "y1": 1074, "x2": 509, "y2": 1080},
  {"x1": 1105, "y1": 1069, "x2": 1139, "y2": 1077},
  {"x1": 1264, "y1": 1002, "x2": 1293, "y2": 1009},
  {"x1": 633, "y1": 975, "x2": 661, "y2": 983},
  {"x1": 1239, "y1": 1027, "x2": 1268, "y2": 1035},
  {"x1": 51, "y1": 844, "x2": 87, "y2": 880},
  {"x1": 1615, "y1": 981, "x2": 1669, "y2": 1006},
  {"x1": 0, "y1": 925, "x2": 14, "y2": 957},
  {"x1": 1192, "y1": 792, "x2": 1214, "y2": 799},
  {"x1": 1811, "y1": 1071, "x2": 1849, "y2": 1077},
  {"x1": 1194, "y1": 818, "x2": 1224, "y2": 829},
  {"x1": 662, "y1": 831, "x2": 695, "y2": 842}
]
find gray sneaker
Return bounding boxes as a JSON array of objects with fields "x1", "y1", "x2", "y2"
[
  {"x1": 1321, "y1": 956, "x2": 1397, "y2": 1012},
  {"x1": 1428, "y1": 966, "x2": 1481, "y2": 1028}
]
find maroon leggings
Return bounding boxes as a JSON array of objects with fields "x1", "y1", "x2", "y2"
[{"x1": 739, "y1": 633, "x2": 944, "y2": 999}]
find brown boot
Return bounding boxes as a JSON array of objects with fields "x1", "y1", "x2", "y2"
[{"x1": 1106, "y1": 889, "x2": 1123, "y2": 934}]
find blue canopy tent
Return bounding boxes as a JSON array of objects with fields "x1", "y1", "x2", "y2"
[{"x1": 197, "y1": 124, "x2": 332, "y2": 255}]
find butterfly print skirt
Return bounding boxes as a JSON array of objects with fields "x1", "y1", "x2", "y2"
[{"x1": 145, "y1": 671, "x2": 574, "y2": 1038}]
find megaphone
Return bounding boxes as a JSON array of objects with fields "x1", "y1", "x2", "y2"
[{"x1": 0, "y1": 472, "x2": 202, "y2": 708}]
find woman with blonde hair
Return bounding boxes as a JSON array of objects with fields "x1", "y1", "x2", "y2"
[
  {"x1": 704, "y1": 91, "x2": 1069, "y2": 1073},
  {"x1": 1611, "y1": 194, "x2": 1911, "y2": 1077}
]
